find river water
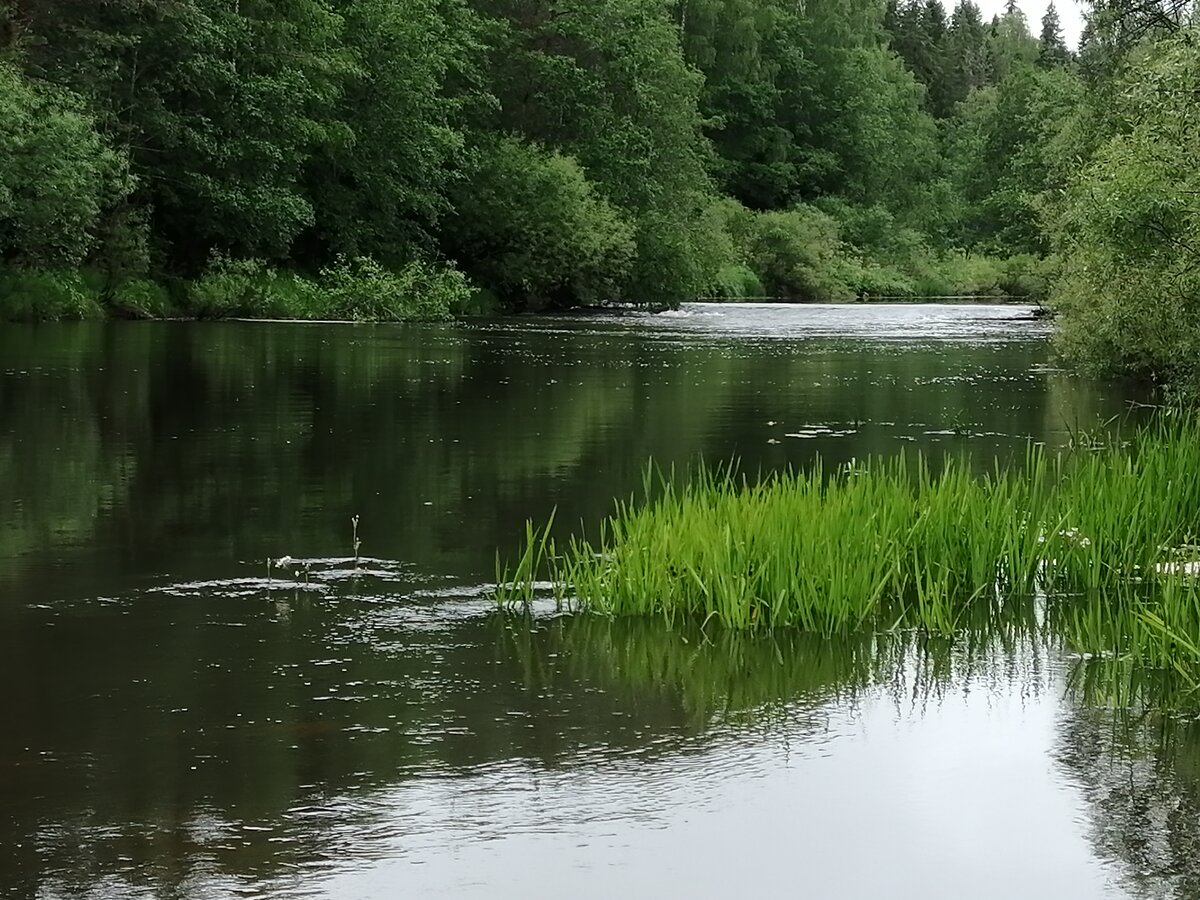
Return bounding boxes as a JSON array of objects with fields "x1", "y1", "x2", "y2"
[{"x1": 3, "y1": 303, "x2": 1197, "y2": 899}]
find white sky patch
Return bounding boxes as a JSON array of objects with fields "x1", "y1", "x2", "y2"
[{"x1": 975, "y1": 0, "x2": 1087, "y2": 48}]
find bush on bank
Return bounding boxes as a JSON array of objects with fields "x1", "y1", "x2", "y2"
[
  {"x1": 0, "y1": 257, "x2": 474, "y2": 323},
  {"x1": 0, "y1": 270, "x2": 105, "y2": 321},
  {"x1": 701, "y1": 200, "x2": 1049, "y2": 303},
  {"x1": 186, "y1": 255, "x2": 472, "y2": 322}
]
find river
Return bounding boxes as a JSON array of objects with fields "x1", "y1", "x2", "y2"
[{"x1": 3, "y1": 303, "x2": 1195, "y2": 899}]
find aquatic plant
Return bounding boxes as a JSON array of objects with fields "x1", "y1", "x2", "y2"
[
  {"x1": 494, "y1": 510, "x2": 559, "y2": 609},
  {"x1": 496, "y1": 416, "x2": 1200, "y2": 686},
  {"x1": 1052, "y1": 581, "x2": 1200, "y2": 704},
  {"x1": 351, "y1": 515, "x2": 362, "y2": 570},
  {"x1": 266, "y1": 554, "x2": 312, "y2": 588}
]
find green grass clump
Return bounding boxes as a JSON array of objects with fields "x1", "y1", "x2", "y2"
[
  {"x1": 518, "y1": 455, "x2": 1049, "y2": 634},
  {"x1": 496, "y1": 417, "x2": 1200, "y2": 683}
]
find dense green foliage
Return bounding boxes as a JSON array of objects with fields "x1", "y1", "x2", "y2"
[
  {"x1": 0, "y1": 61, "x2": 128, "y2": 269},
  {"x1": 884, "y1": 0, "x2": 1200, "y2": 390},
  {"x1": 1, "y1": 0, "x2": 1198, "y2": 355},
  {"x1": 1051, "y1": 24, "x2": 1200, "y2": 385},
  {"x1": 0, "y1": 0, "x2": 1082, "y2": 318}
]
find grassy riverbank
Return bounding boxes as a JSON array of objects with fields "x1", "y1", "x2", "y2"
[
  {"x1": 497, "y1": 417, "x2": 1200, "y2": 688},
  {"x1": 1, "y1": 245, "x2": 1047, "y2": 323},
  {"x1": 0, "y1": 258, "x2": 485, "y2": 323}
]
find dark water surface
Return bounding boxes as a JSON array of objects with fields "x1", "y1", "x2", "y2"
[{"x1": 4, "y1": 303, "x2": 1197, "y2": 899}]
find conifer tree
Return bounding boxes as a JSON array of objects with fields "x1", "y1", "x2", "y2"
[
  {"x1": 946, "y1": 0, "x2": 991, "y2": 102},
  {"x1": 1038, "y1": 2, "x2": 1071, "y2": 66}
]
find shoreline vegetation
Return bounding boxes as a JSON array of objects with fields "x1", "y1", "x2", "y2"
[
  {"x1": 0, "y1": 255, "x2": 1047, "y2": 325},
  {"x1": 496, "y1": 416, "x2": 1200, "y2": 703},
  {"x1": 0, "y1": 258, "x2": 481, "y2": 324},
  {"x1": 4, "y1": 0, "x2": 1193, "y2": 382}
]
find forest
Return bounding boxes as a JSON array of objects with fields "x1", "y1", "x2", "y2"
[{"x1": 0, "y1": 0, "x2": 1196, "y2": 383}]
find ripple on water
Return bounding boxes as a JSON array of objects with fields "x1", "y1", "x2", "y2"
[
  {"x1": 470, "y1": 302, "x2": 1049, "y2": 345},
  {"x1": 145, "y1": 557, "x2": 427, "y2": 603}
]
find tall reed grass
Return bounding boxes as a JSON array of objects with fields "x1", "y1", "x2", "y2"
[{"x1": 495, "y1": 416, "x2": 1200, "y2": 681}]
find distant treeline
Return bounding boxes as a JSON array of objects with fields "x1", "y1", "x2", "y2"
[{"x1": 1, "y1": 0, "x2": 1199, "y2": 382}]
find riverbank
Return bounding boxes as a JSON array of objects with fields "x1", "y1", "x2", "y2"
[
  {"x1": 708, "y1": 249, "x2": 1050, "y2": 304},
  {"x1": 0, "y1": 258, "x2": 491, "y2": 324},
  {"x1": 0, "y1": 247, "x2": 1049, "y2": 323}
]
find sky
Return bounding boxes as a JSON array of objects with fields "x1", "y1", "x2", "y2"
[{"x1": 976, "y1": 0, "x2": 1086, "y2": 47}]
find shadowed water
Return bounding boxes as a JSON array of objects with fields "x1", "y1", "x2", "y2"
[{"x1": 4, "y1": 303, "x2": 1195, "y2": 899}]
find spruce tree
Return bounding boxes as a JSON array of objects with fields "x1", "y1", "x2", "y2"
[
  {"x1": 946, "y1": 0, "x2": 990, "y2": 104},
  {"x1": 1038, "y1": 2, "x2": 1070, "y2": 67}
]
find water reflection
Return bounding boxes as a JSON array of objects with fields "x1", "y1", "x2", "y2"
[
  {"x1": 1058, "y1": 705, "x2": 1200, "y2": 899},
  {"x1": 0, "y1": 598, "x2": 978, "y2": 892},
  {"x1": 0, "y1": 306, "x2": 1140, "y2": 604},
  {"x1": 6, "y1": 584, "x2": 1199, "y2": 899}
]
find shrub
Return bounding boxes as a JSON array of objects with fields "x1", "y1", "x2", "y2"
[
  {"x1": 1048, "y1": 30, "x2": 1200, "y2": 386},
  {"x1": 187, "y1": 254, "x2": 471, "y2": 322},
  {"x1": 456, "y1": 286, "x2": 503, "y2": 317},
  {"x1": 107, "y1": 278, "x2": 175, "y2": 318},
  {"x1": 444, "y1": 137, "x2": 636, "y2": 310},
  {"x1": 319, "y1": 256, "x2": 471, "y2": 321},
  {"x1": 626, "y1": 196, "x2": 736, "y2": 307},
  {"x1": 1052, "y1": 250, "x2": 1200, "y2": 383},
  {"x1": 708, "y1": 264, "x2": 766, "y2": 300},
  {"x1": 0, "y1": 269, "x2": 103, "y2": 321},
  {"x1": 837, "y1": 259, "x2": 916, "y2": 298},
  {"x1": 900, "y1": 253, "x2": 1046, "y2": 299},
  {"x1": 917, "y1": 254, "x2": 1001, "y2": 296},
  {"x1": 816, "y1": 199, "x2": 927, "y2": 266},
  {"x1": 729, "y1": 204, "x2": 854, "y2": 302},
  {"x1": 187, "y1": 257, "x2": 292, "y2": 318},
  {"x1": 996, "y1": 254, "x2": 1050, "y2": 299}
]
